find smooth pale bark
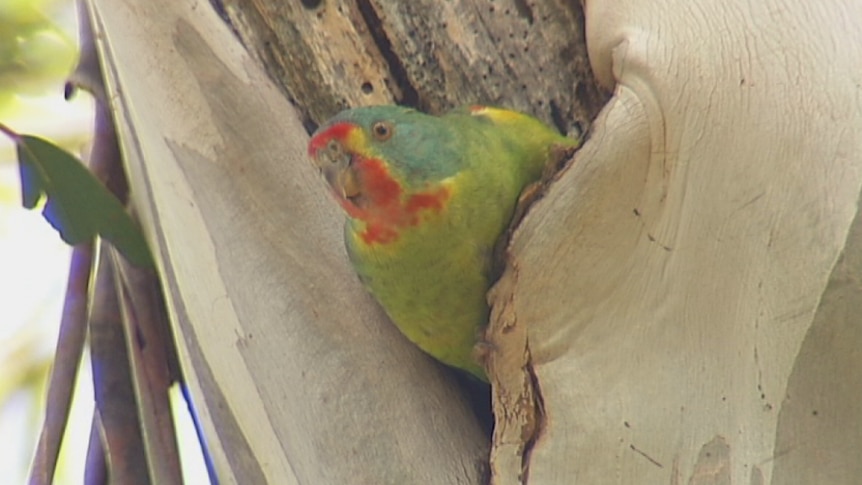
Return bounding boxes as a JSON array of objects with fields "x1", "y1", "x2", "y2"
[
  {"x1": 486, "y1": 1, "x2": 862, "y2": 483},
  {"x1": 86, "y1": 0, "x2": 487, "y2": 483},
  {"x1": 87, "y1": 0, "x2": 862, "y2": 483}
]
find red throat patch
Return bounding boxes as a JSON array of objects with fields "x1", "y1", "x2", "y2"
[
  {"x1": 345, "y1": 157, "x2": 450, "y2": 245},
  {"x1": 310, "y1": 122, "x2": 451, "y2": 246}
]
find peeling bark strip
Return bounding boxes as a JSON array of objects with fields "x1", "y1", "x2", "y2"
[
  {"x1": 217, "y1": 0, "x2": 608, "y2": 132},
  {"x1": 480, "y1": 147, "x2": 575, "y2": 485},
  {"x1": 484, "y1": 264, "x2": 545, "y2": 485}
]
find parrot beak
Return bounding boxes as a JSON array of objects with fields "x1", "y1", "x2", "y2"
[
  {"x1": 311, "y1": 138, "x2": 361, "y2": 201},
  {"x1": 336, "y1": 167, "x2": 361, "y2": 199}
]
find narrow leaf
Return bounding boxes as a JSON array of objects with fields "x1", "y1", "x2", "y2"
[{"x1": 14, "y1": 134, "x2": 153, "y2": 267}]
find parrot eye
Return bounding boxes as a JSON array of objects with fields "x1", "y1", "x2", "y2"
[
  {"x1": 371, "y1": 121, "x2": 393, "y2": 141},
  {"x1": 326, "y1": 139, "x2": 342, "y2": 159}
]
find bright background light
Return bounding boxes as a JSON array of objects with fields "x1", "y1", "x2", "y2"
[{"x1": 1, "y1": 1, "x2": 208, "y2": 483}]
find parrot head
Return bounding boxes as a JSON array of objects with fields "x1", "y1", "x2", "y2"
[{"x1": 308, "y1": 106, "x2": 461, "y2": 245}]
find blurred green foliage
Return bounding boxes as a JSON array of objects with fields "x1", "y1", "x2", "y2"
[
  {"x1": 0, "y1": 0, "x2": 76, "y2": 109},
  {"x1": 0, "y1": 1, "x2": 87, "y2": 482}
]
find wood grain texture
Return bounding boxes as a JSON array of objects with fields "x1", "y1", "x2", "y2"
[
  {"x1": 509, "y1": 1, "x2": 862, "y2": 483},
  {"x1": 218, "y1": 0, "x2": 608, "y2": 131}
]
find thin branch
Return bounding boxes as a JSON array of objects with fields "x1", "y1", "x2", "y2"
[
  {"x1": 84, "y1": 411, "x2": 107, "y2": 485},
  {"x1": 27, "y1": 242, "x2": 93, "y2": 485},
  {"x1": 89, "y1": 243, "x2": 150, "y2": 484},
  {"x1": 113, "y1": 248, "x2": 183, "y2": 484}
]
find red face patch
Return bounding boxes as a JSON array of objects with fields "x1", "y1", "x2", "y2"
[
  {"x1": 308, "y1": 122, "x2": 354, "y2": 157},
  {"x1": 309, "y1": 121, "x2": 451, "y2": 246},
  {"x1": 346, "y1": 157, "x2": 451, "y2": 245}
]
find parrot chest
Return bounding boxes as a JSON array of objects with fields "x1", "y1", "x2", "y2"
[{"x1": 344, "y1": 216, "x2": 492, "y2": 375}]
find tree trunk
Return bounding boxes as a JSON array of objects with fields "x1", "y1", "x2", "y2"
[{"x1": 88, "y1": 0, "x2": 862, "y2": 483}]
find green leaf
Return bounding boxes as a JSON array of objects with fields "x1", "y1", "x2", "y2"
[{"x1": 14, "y1": 134, "x2": 153, "y2": 268}]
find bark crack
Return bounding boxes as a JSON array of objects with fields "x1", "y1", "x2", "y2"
[
  {"x1": 520, "y1": 351, "x2": 545, "y2": 482},
  {"x1": 354, "y1": 0, "x2": 420, "y2": 108}
]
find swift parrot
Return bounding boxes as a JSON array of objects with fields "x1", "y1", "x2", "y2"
[{"x1": 308, "y1": 105, "x2": 578, "y2": 381}]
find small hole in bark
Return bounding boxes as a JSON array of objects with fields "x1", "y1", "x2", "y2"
[
  {"x1": 300, "y1": 0, "x2": 322, "y2": 9},
  {"x1": 549, "y1": 99, "x2": 567, "y2": 134},
  {"x1": 361, "y1": 82, "x2": 373, "y2": 94}
]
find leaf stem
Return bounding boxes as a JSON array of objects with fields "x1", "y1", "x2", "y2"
[{"x1": 0, "y1": 122, "x2": 22, "y2": 142}]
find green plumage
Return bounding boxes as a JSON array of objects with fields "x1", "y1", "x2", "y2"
[{"x1": 309, "y1": 105, "x2": 577, "y2": 380}]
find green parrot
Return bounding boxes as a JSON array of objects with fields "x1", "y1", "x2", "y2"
[{"x1": 308, "y1": 105, "x2": 577, "y2": 381}]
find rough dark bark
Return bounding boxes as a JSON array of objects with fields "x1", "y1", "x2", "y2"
[{"x1": 215, "y1": 0, "x2": 608, "y2": 133}]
